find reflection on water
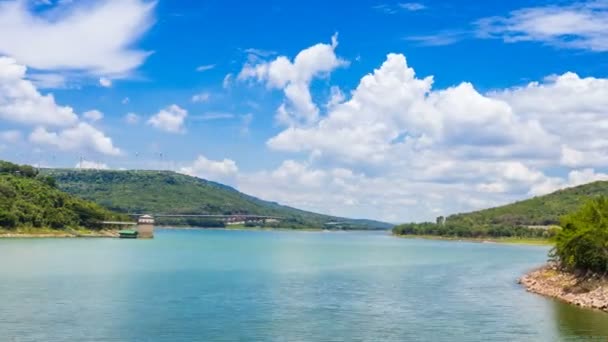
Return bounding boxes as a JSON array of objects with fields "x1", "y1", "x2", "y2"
[
  {"x1": 553, "y1": 299, "x2": 608, "y2": 339},
  {"x1": 0, "y1": 229, "x2": 606, "y2": 341}
]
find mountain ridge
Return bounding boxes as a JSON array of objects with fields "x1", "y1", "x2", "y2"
[{"x1": 43, "y1": 168, "x2": 393, "y2": 230}]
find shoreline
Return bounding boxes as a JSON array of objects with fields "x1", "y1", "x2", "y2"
[
  {"x1": 519, "y1": 264, "x2": 608, "y2": 313},
  {"x1": 0, "y1": 228, "x2": 119, "y2": 238},
  {"x1": 392, "y1": 233, "x2": 553, "y2": 246}
]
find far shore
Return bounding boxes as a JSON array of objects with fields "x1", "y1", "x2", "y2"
[
  {"x1": 520, "y1": 264, "x2": 608, "y2": 313},
  {"x1": 393, "y1": 233, "x2": 553, "y2": 246},
  {"x1": 0, "y1": 226, "x2": 389, "y2": 238}
]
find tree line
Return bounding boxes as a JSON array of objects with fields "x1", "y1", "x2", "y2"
[{"x1": 0, "y1": 161, "x2": 126, "y2": 230}]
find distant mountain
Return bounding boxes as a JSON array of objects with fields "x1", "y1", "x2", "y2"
[
  {"x1": 0, "y1": 161, "x2": 125, "y2": 231},
  {"x1": 43, "y1": 169, "x2": 393, "y2": 230},
  {"x1": 444, "y1": 181, "x2": 608, "y2": 227}
]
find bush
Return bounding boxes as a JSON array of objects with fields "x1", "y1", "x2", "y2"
[{"x1": 552, "y1": 197, "x2": 608, "y2": 273}]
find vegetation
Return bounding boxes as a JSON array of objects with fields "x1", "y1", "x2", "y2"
[
  {"x1": 392, "y1": 221, "x2": 560, "y2": 240},
  {"x1": 0, "y1": 161, "x2": 127, "y2": 232},
  {"x1": 552, "y1": 197, "x2": 608, "y2": 273},
  {"x1": 43, "y1": 169, "x2": 392, "y2": 230},
  {"x1": 393, "y1": 181, "x2": 608, "y2": 240}
]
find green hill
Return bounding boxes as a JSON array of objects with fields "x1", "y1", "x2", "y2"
[
  {"x1": 0, "y1": 161, "x2": 127, "y2": 233},
  {"x1": 394, "y1": 181, "x2": 608, "y2": 239},
  {"x1": 43, "y1": 169, "x2": 392, "y2": 230},
  {"x1": 446, "y1": 181, "x2": 608, "y2": 227}
]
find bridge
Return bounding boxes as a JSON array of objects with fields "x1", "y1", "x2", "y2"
[{"x1": 101, "y1": 214, "x2": 282, "y2": 238}]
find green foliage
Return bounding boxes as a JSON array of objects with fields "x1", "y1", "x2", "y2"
[
  {"x1": 42, "y1": 169, "x2": 392, "y2": 230},
  {"x1": 552, "y1": 197, "x2": 608, "y2": 273},
  {"x1": 0, "y1": 160, "x2": 39, "y2": 178},
  {"x1": 394, "y1": 181, "x2": 608, "y2": 241},
  {"x1": 392, "y1": 221, "x2": 558, "y2": 239},
  {"x1": 445, "y1": 181, "x2": 608, "y2": 227},
  {"x1": 0, "y1": 166, "x2": 127, "y2": 231}
]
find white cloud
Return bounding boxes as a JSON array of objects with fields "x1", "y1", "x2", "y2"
[
  {"x1": 147, "y1": 104, "x2": 188, "y2": 133},
  {"x1": 234, "y1": 37, "x2": 608, "y2": 222},
  {"x1": 0, "y1": 57, "x2": 78, "y2": 126},
  {"x1": 399, "y1": 3, "x2": 427, "y2": 11},
  {"x1": 195, "y1": 64, "x2": 215, "y2": 72},
  {"x1": 476, "y1": 1, "x2": 608, "y2": 51},
  {"x1": 268, "y1": 53, "x2": 554, "y2": 165},
  {"x1": 238, "y1": 34, "x2": 347, "y2": 126},
  {"x1": 27, "y1": 73, "x2": 67, "y2": 89},
  {"x1": 0, "y1": 0, "x2": 155, "y2": 76},
  {"x1": 124, "y1": 112, "x2": 139, "y2": 124},
  {"x1": 493, "y1": 72, "x2": 608, "y2": 168},
  {"x1": 99, "y1": 77, "x2": 112, "y2": 87},
  {"x1": 374, "y1": 3, "x2": 426, "y2": 14},
  {"x1": 83, "y1": 110, "x2": 104, "y2": 122},
  {"x1": 29, "y1": 122, "x2": 121, "y2": 156},
  {"x1": 75, "y1": 160, "x2": 109, "y2": 170},
  {"x1": 222, "y1": 73, "x2": 233, "y2": 89},
  {"x1": 191, "y1": 92, "x2": 210, "y2": 103},
  {"x1": 192, "y1": 112, "x2": 235, "y2": 121},
  {"x1": 180, "y1": 155, "x2": 239, "y2": 184}
]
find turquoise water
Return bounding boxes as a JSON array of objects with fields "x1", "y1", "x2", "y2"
[{"x1": 1, "y1": 229, "x2": 608, "y2": 341}]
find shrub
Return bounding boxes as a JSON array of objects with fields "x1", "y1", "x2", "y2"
[{"x1": 552, "y1": 197, "x2": 608, "y2": 273}]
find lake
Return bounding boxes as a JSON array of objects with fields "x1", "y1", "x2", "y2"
[{"x1": 1, "y1": 229, "x2": 608, "y2": 341}]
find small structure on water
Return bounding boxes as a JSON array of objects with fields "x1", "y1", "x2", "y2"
[
  {"x1": 118, "y1": 229, "x2": 138, "y2": 239},
  {"x1": 137, "y1": 214, "x2": 155, "y2": 238}
]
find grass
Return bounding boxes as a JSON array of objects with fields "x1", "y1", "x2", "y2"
[
  {"x1": 394, "y1": 234, "x2": 554, "y2": 246},
  {"x1": 0, "y1": 226, "x2": 117, "y2": 238}
]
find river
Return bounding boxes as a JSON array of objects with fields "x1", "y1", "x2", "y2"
[{"x1": 1, "y1": 229, "x2": 607, "y2": 341}]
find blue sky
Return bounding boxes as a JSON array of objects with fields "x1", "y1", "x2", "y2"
[{"x1": 0, "y1": 0, "x2": 607, "y2": 222}]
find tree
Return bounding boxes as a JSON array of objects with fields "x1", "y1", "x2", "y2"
[{"x1": 552, "y1": 197, "x2": 608, "y2": 273}]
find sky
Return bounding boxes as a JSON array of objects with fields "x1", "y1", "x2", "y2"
[{"x1": 0, "y1": 0, "x2": 607, "y2": 223}]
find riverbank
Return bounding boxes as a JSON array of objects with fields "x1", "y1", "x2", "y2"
[
  {"x1": 520, "y1": 264, "x2": 608, "y2": 313},
  {"x1": 393, "y1": 233, "x2": 553, "y2": 246},
  {"x1": 0, "y1": 227, "x2": 119, "y2": 238}
]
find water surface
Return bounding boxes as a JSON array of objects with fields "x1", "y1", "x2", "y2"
[{"x1": 1, "y1": 229, "x2": 607, "y2": 341}]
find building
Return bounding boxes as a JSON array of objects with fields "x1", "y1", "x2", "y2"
[{"x1": 137, "y1": 215, "x2": 155, "y2": 238}]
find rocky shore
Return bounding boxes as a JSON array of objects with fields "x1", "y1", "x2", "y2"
[{"x1": 519, "y1": 264, "x2": 608, "y2": 313}]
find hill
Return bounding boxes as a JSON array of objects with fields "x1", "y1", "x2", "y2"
[
  {"x1": 43, "y1": 169, "x2": 393, "y2": 230},
  {"x1": 394, "y1": 181, "x2": 608, "y2": 239},
  {"x1": 0, "y1": 161, "x2": 127, "y2": 233},
  {"x1": 445, "y1": 181, "x2": 608, "y2": 227}
]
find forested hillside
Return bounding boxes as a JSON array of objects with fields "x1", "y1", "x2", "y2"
[
  {"x1": 394, "y1": 181, "x2": 608, "y2": 239},
  {"x1": 0, "y1": 161, "x2": 127, "y2": 231},
  {"x1": 44, "y1": 169, "x2": 392, "y2": 230}
]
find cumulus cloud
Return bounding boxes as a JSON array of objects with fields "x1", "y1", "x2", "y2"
[
  {"x1": 0, "y1": 0, "x2": 155, "y2": 75},
  {"x1": 233, "y1": 37, "x2": 608, "y2": 222},
  {"x1": 75, "y1": 160, "x2": 109, "y2": 170},
  {"x1": 476, "y1": 1, "x2": 608, "y2": 52},
  {"x1": 180, "y1": 155, "x2": 239, "y2": 184},
  {"x1": 238, "y1": 34, "x2": 347, "y2": 126},
  {"x1": 147, "y1": 105, "x2": 188, "y2": 133},
  {"x1": 493, "y1": 72, "x2": 608, "y2": 168},
  {"x1": 83, "y1": 110, "x2": 104, "y2": 122},
  {"x1": 0, "y1": 57, "x2": 78, "y2": 126},
  {"x1": 29, "y1": 123, "x2": 121, "y2": 156},
  {"x1": 268, "y1": 53, "x2": 554, "y2": 165}
]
